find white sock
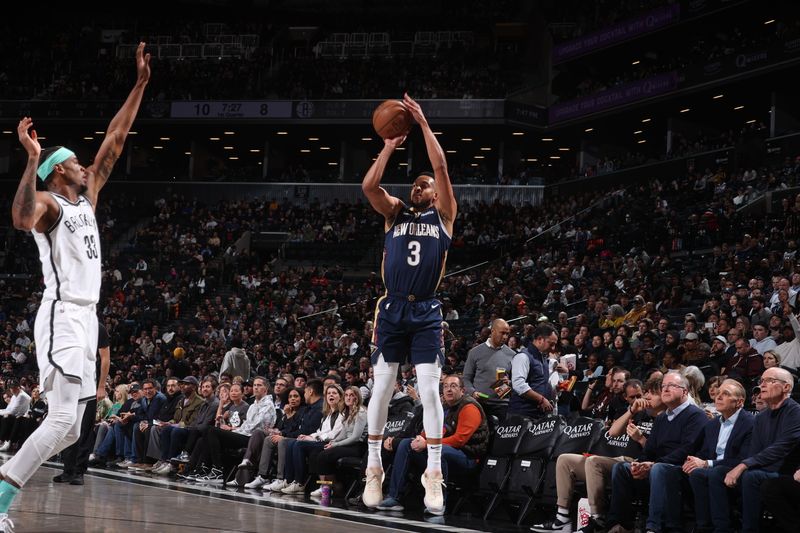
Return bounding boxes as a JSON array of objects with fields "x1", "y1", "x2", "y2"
[
  {"x1": 367, "y1": 439, "x2": 383, "y2": 470},
  {"x1": 426, "y1": 443, "x2": 442, "y2": 473},
  {"x1": 556, "y1": 507, "x2": 569, "y2": 523}
]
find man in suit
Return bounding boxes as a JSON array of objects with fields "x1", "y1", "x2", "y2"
[
  {"x1": 683, "y1": 379, "x2": 754, "y2": 533},
  {"x1": 606, "y1": 371, "x2": 707, "y2": 533}
]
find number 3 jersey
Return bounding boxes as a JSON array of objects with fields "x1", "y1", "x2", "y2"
[
  {"x1": 32, "y1": 193, "x2": 101, "y2": 306},
  {"x1": 382, "y1": 205, "x2": 451, "y2": 298}
]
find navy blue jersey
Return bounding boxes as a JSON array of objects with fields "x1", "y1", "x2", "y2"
[{"x1": 382, "y1": 205, "x2": 451, "y2": 297}]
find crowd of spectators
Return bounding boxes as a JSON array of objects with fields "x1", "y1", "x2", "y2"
[
  {"x1": 1, "y1": 131, "x2": 799, "y2": 526},
  {"x1": 553, "y1": 17, "x2": 799, "y2": 102}
]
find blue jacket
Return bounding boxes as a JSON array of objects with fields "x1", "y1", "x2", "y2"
[
  {"x1": 695, "y1": 409, "x2": 754, "y2": 468},
  {"x1": 134, "y1": 392, "x2": 167, "y2": 425},
  {"x1": 743, "y1": 398, "x2": 800, "y2": 472},
  {"x1": 640, "y1": 402, "x2": 707, "y2": 464}
]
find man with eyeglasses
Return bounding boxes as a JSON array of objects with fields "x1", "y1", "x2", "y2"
[
  {"x1": 722, "y1": 368, "x2": 800, "y2": 533},
  {"x1": 682, "y1": 379, "x2": 754, "y2": 533},
  {"x1": 377, "y1": 374, "x2": 488, "y2": 514},
  {"x1": 606, "y1": 371, "x2": 706, "y2": 533}
]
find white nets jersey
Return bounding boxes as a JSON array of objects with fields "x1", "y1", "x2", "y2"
[{"x1": 32, "y1": 193, "x2": 101, "y2": 306}]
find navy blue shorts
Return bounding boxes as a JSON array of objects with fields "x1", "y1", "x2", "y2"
[{"x1": 371, "y1": 295, "x2": 444, "y2": 366}]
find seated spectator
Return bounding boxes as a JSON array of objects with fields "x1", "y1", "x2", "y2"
[
  {"x1": 683, "y1": 379, "x2": 754, "y2": 533},
  {"x1": 159, "y1": 378, "x2": 219, "y2": 476},
  {"x1": 749, "y1": 322, "x2": 778, "y2": 355},
  {"x1": 7, "y1": 385, "x2": 45, "y2": 450},
  {"x1": 280, "y1": 383, "x2": 344, "y2": 494},
  {"x1": 722, "y1": 368, "x2": 800, "y2": 533},
  {"x1": 0, "y1": 380, "x2": 31, "y2": 452},
  {"x1": 774, "y1": 312, "x2": 800, "y2": 370},
  {"x1": 91, "y1": 385, "x2": 127, "y2": 461},
  {"x1": 128, "y1": 378, "x2": 167, "y2": 469},
  {"x1": 92, "y1": 383, "x2": 142, "y2": 468},
  {"x1": 149, "y1": 376, "x2": 205, "y2": 474},
  {"x1": 263, "y1": 380, "x2": 324, "y2": 492},
  {"x1": 532, "y1": 377, "x2": 665, "y2": 533},
  {"x1": 606, "y1": 371, "x2": 707, "y2": 533},
  {"x1": 310, "y1": 385, "x2": 368, "y2": 497},
  {"x1": 681, "y1": 366, "x2": 706, "y2": 407},
  {"x1": 580, "y1": 368, "x2": 627, "y2": 422},
  {"x1": 134, "y1": 377, "x2": 182, "y2": 469},
  {"x1": 721, "y1": 338, "x2": 764, "y2": 388},
  {"x1": 194, "y1": 378, "x2": 275, "y2": 483},
  {"x1": 376, "y1": 375, "x2": 489, "y2": 515},
  {"x1": 241, "y1": 386, "x2": 306, "y2": 489}
]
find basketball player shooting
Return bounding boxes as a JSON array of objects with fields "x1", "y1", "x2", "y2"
[
  {"x1": 0, "y1": 42, "x2": 150, "y2": 532},
  {"x1": 361, "y1": 93, "x2": 456, "y2": 515}
]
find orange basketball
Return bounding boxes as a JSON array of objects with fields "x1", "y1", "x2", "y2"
[{"x1": 372, "y1": 100, "x2": 412, "y2": 139}]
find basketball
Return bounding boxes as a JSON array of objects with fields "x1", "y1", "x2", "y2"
[{"x1": 372, "y1": 99, "x2": 412, "y2": 139}]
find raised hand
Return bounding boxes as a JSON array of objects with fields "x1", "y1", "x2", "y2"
[
  {"x1": 384, "y1": 134, "x2": 407, "y2": 150},
  {"x1": 17, "y1": 117, "x2": 41, "y2": 158},
  {"x1": 403, "y1": 93, "x2": 428, "y2": 127},
  {"x1": 135, "y1": 42, "x2": 151, "y2": 85}
]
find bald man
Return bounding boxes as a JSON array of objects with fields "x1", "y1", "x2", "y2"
[
  {"x1": 723, "y1": 368, "x2": 800, "y2": 533},
  {"x1": 462, "y1": 319, "x2": 515, "y2": 420}
]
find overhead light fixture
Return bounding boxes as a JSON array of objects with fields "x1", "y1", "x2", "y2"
[
  {"x1": 249, "y1": 149, "x2": 261, "y2": 153},
  {"x1": 680, "y1": 108, "x2": 690, "y2": 113},
  {"x1": 184, "y1": 151, "x2": 191, "y2": 155},
  {"x1": 308, "y1": 137, "x2": 319, "y2": 141},
  {"x1": 300, "y1": 149, "x2": 311, "y2": 153},
  {"x1": 94, "y1": 131, "x2": 105, "y2": 135},
  {"x1": 159, "y1": 137, "x2": 171, "y2": 141},
  {"x1": 734, "y1": 105, "x2": 744, "y2": 110},
  {"x1": 83, "y1": 136, "x2": 94, "y2": 140},
  {"x1": 746, "y1": 119, "x2": 757, "y2": 123},
  {"x1": 399, "y1": 162, "x2": 409, "y2": 166},
  {"x1": 446, "y1": 150, "x2": 457, "y2": 154},
  {"x1": 320, "y1": 146, "x2": 331, "y2": 150},
  {"x1": 229, "y1": 156, "x2": 239, "y2": 160},
  {"x1": 474, "y1": 155, "x2": 485, "y2": 159},
  {"x1": 37, "y1": 136, "x2": 46, "y2": 140},
  {"x1": 549, "y1": 155, "x2": 561, "y2": 159},
  {"x1": 713, "y1": 94, "x2": 724, "y2": 99},
  {"x1": 641, "y1": 118, "x2": 651, "y2": 123},
  {"x1": 558, "y1": 147, "x2": 570, "y2": 151},
  {"x1": 2, "y1": 130, "x2": 12, "y2": 134},
  {"x1": 470, "y1": 163, "x2": 478, "y2": 167},
  {"x1": 480, "y1": 147, "x2": 492, "y2": 151},
  {"x1": 395, "y1": 147, "x2": 405, "y2": 151},
  {"x1": 542, "y1": 137, "x2": 554, "y2": 141},
  {"x1": 153, "y1": 146, "x2": 163, "y2": 149},
  {"x1": 361, "y1": 137, "x2": 373, "y2": 141},
  {"x1": 764, "y1": 19, "x2": 775, "y2": 25},
  {"x1": 129, "y1": 131, "x2": 138, "y2": 135},
  {"x1": 223, "y1": 146, "x2": 234, "y2": 150},
  {"x1": 637, "y1": 139, "x2": 646, "y2": 144},
  {"x1": 224, "y1": 131, "x2": 235, "y2": 135},
  {"x1": 461, "y1": 137, "x2": 473, "y2": 141},
  {"x1": 512, "y1": 132, "x2": 525, "y2": 136},
  {"x1": 328, "y1": 162, "x2": 339, "y2": 166},
  {"x1": 277, "y1": 131, "x2": 288, "y2": 135},
  {"x1": 433, "y1": 131, "x2": 443, "y2": 136},
  {"x1": 209, "y1": 137, "x2": 220, "y2": 141},
  {"x1": 526, "y1": 158, "x2": 538, "y2": 162},
  {"x1": 631, "y1": 60, "x2": 640, "y2": 65},
  {"x1": 634, "y1": 130, "x2": 643, "y2": 134},
  {"x1": 584, "y1": 128, "x2": 594, "y2": 132}
]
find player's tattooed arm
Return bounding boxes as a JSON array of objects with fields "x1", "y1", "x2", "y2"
[{"x1": 12, "y1": 117, "x2": 49, "y2": 232}]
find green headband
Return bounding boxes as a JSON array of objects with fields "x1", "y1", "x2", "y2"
[{"x1": 37, "y1": 147, "x2": 75, "y2": 181}]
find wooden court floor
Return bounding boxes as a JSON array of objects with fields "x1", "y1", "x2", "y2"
[{"x1": 1, "y1": 457, "x2": 524, "y2": 533}]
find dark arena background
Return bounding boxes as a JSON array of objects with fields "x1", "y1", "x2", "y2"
[{"x1": 1, "y1": 1, "x2": 799, "y2": 532}]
